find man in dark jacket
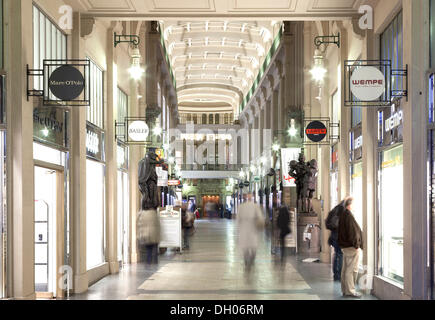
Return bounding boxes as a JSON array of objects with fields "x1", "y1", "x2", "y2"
[
  {"x1": 338, "y1": 197, "x2": 363, "y2": 298},
  {"x1": 326, "y1": 200, "x2": 345, "y2": 281},
  {"x1": 277, "y1": 206, "x2": 291, "y2": 265}
]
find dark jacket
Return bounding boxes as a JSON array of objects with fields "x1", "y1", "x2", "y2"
[
  {"x1": 326, "y1": 202, "x2": 345, "y2": 233},
  {"x1": 338, "y1": 209, "x2": 363, "y2": 250},
  {"x1": 277, "y1": 206, "x2": 291, "y2": 238}
]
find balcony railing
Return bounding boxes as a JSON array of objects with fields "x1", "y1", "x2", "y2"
[{"x1": 181, "y1": 164, "x2": 243, "y2": 171}]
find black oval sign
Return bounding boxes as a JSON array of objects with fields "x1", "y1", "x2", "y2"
[
  {"x1": 244, "y1": 181, "x2": 250, "y2": 187},
  {"x1": 305, "y1": 121, "x2": 327, "y2": 143},
  {"x1": 49, "y1": 65, "x2": 85, "y2": 101},
  {"x1": 239, "y1": 183, "x2": 244, "y2": 189}
]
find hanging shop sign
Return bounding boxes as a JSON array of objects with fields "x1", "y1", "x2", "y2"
[
  {"x1": 115, "y1": 117, "x2": 156, "y2": 146},
  {"x1": 350, "y1": 126, "x2": 363, "y2": 162},
  {"x1": 344, "y1": 60, "x2": 408, "y2": 107},
  {"x1": 86, "y1": 122, "x2": 105, "y2": 162},
  {"x1": 303, "y1": 118, "x2": 339, "y2": 145},
  {"x1": 128, "y1": 120, "x2": 149, "y2": 142},
  {"x1": 27, "y1": 60, "x2": 90, "y2": 106},
  {"x1": 254, "y1": 176, "x2": 261, "y2": 183},
  {"x1": 378, "y1": 102, "x2": 403, "y2": 148},
  {"x1": 238, "y1": 183, "x2": 244, "y2": 189},
  {"x1": 281, "y1": 148, "x2": 301, "y2": 188},
  {"x1": 305, "y1": 121, "x2": 327, "y2": 143},
  {"x1": 244, "y1": 181, "x2": 250, "y2": 188},
  {"x1": 33, "y1": 107, "x2": 68, "y2": 149},
  {"x1": 48, "y1": 65, "x2": 85, "y2": 101},
  {"x1": 350, "y1": 66, "x2": 385, "y2": 101}
]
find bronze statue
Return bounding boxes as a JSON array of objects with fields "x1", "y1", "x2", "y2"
[
  {"x1": 138, "y1": 150, "x2": 165, "y2": 210},
  {"x1": 289, "y1": 153, "x2": 318, "y2": 213}
]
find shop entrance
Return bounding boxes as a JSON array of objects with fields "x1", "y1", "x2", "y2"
[
  {"x1": 202, "y1": 196, "x2": 220, "y2": 218},
  {"x1": 34, "y1": 166, "x2": 65, "y2": 299}
]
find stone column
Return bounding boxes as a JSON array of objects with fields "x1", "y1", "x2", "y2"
[
  {"x1": 401, "y1": 0, "x2": 430, "y2": 300},
  {"x1": 6, "y1": 0, "x2": 36, "y2": 299},
  {"x1": 70, "y1": 12, "x2": 89, "y2": 294},
  {"x1": 129, "y1": 76, "x2": 140, "y2": 263},
  {"x1": 105, "y1": 23, "x2": 120, "y2": 274},
  {"x1": 360, "y1": 26, "x2": 377, "y2": 286}
]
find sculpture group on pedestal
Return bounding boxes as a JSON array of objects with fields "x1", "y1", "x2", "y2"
[
  {"x1": 288, "y1": 153, "x2": 318, "y2": 213},
  {"x1": 138, "y1": 150, "x2": 165, "y2": 210}
]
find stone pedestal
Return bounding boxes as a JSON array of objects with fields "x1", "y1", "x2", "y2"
[{"x1": 297, "y1": 213, "x2": 321, "y2": 254}]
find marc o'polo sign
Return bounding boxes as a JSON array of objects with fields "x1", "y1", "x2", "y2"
[
  {"x1": 305, "y1": 121, "x2": 327, "y2": 143},
  {"x1": 49, "y1": 65, "x2": 85, "y2": 101},
  {"x1": 128, "y1": 121, "x2": 149, "y2": 142},
  {"x1": 350, "y1": 66, "x2": 386, "y2": 101}
]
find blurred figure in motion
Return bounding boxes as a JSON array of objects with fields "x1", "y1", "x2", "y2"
[
  {"x1": 277, "y1": 205, "x2": 291, "y2": 266},
  {"x1": 137, "y1": 209, "x2": 161, "y2": 265},
  {"x1": 338, "y1": 197, "x2": 363, "y2": 298},
  {"x1": 326, "y1": 199, "x2": 346, "y2": 281},
  {"x1": 182, "y1": 203, "x2": 195, "y2": 250},
  {"x1": 237, "y1": 193, "x2": 265, "y2": 273}
]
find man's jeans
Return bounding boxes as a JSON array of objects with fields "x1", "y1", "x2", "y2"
[{"x1": 330, "y1": 233, "x2": 343, "y2": 280}]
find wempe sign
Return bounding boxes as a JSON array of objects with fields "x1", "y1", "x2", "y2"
[{"x1": 350, "y1": 66, "x2": 385, "y2": 101}]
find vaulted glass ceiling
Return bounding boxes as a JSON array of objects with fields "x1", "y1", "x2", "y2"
[{"x1": 160, "y1": 20, "x2": 283, "y2": 115}]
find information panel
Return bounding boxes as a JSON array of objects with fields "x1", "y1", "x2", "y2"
[{"x1": 159, "y1": 206, "x2": 182, "y2": 251}]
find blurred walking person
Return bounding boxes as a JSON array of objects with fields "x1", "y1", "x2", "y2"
[
  {"x1": 237, "y1": 193, "x2": 265, "y2": 273},
  {"x1": 182, "y1": 203, "x2": 195, "y2": 250},
  {"x1": 137, "y1": 209, "x2": 161, "y2": 265},
  {"x1": 326, "y1": 199, "x2": 346, "y2": 281},
  {"x1": 277, "y1": 205, "x2": 291, "y2": 266},
  {"x1": 338, "y1": 197, "x2": 364, "y2": 298}
]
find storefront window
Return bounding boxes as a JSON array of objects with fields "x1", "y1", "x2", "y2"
[
  {"x1": 33, "y1": 5, "x2": 67, "y2": 94},
  {"x1": 86, "y1": 159, "x2": 106, "y2": 269},
  {"x1": 86, "y1": 59, "x2": 104, "y2": 129},
  {"x1": 377, "y1": 10, "x2": 404, "y2": 285},
  {"x1": 379, "y1": 145, "x2": 404, "y2": 283},
  {"x1": 350, "y1": 162, "x2": 363, "y2": 227},
  {"x1": 117, "y1": 88, "x2": 128, "y2": 123}
]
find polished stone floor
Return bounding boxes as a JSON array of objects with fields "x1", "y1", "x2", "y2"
[{"x1": 69, "y1": 219, "x2": 377, "y2": 300}]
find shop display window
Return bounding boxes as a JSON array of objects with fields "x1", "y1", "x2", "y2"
[
  {"x1": 351, "y1": 162, "x2": 363, "y2": 228},
  {"x1": 86, "y1": 160, "x2": 106, "y2": 270},
  {"x1": 378, "y1": 145, "x2": 404, "y2": 283}
]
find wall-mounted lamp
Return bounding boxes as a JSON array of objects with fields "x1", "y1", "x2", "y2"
[
  {"x1": 153, "y1": 126, "x2": 163, "y2": 136},
  {"x1": 128, "y1": 47, "x2": 145, "y2": 80},
  {"x1": 288, "y1": 119, "x2": 297, "y2": 137},
  {"x1": 272, "y1": 143, "x2": 280, "y2": 152},
  {"x1": 114, "y1": 32, "x2": 140, "y2": 48},
  {"x1": 314, "y1": 33, "x2": 340, "y2": 49},
  {"x1": 309, "y1": 50, "x2": 327, "y2": 83}
]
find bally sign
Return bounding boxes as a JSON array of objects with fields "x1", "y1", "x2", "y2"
[
  {"x1": 350, "y1": 67, "x2": 385, "y2": 101},
  {"x1": 48, "y1": 65, "x2": 85, "y2": 101},
  {"x1": 305, "y1": 121, "x2": 327, "y2": 143},
  {"x1": 128, "y1": 120, "x2": 149, "y2": 142}
]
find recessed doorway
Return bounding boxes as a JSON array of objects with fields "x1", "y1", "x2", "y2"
[{"x1": 34, "y1": 166, "x2": 65, "y2": 299}]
